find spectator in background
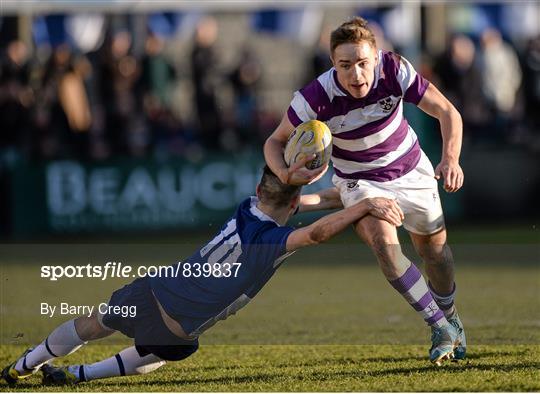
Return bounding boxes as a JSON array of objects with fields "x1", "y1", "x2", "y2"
[
  {"x1": 191, "y1": 16, "x2": 223, "y2": 151},
  {"x1": 139, "y1": 31, "x2": 186, "y2": 157},
  {"x1": 368, "y1": 20, "x2": 394, "y2": 52},
  {"x1": 521, "y1": 34, "x2": 540, "y2": 151},
  {"x1": 140, "y1": 32, "x2": 175, "y2": 110},
  {"x1": 58, "y1": 55, "x2": 92, "y2": 134},
  {"x1": 432, "y1": 34, "x2": 490, "y2": 145},
  {"x1": 0, "y1": 40, "x2": 33, "y2": 162},
  {"x1": 229, "y1": 46, "x2": 263, "y2": 148},
  {"x1": 478, "y1": 28, "x2": 522, "y2": 143},
  {"x1": 99, "y1": 30, "x2": 146, "y2": 156},
  {"x1": 306, "y1": 25, "x2": 333, "y2": 84},
  {"x1": 35, "y1": 43, "x2": 91, "y2": 159}
]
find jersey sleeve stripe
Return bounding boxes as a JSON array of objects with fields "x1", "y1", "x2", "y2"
[
  {"x1": 397, "y1": 56, "x2": 418, "y2": 91},
  {"x1": 200, "y1": 219, "x2": 237, "y2": 257},
  {"x1": 299, "y1": 79, "x2": 331, "y2": 118},
  {"x1": 287, "y1": 106, "x2": 303, "y2": 127},
  {"x1": 404, "y1": 75, "x2": 429, "y2": 104},
  {"x1": 290, "y1": 91, "x2": 317, "y2": 121}
]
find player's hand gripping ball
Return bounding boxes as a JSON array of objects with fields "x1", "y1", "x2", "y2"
[{"x1": 284, "y1": 120, "x2": 332, "y2": 170}]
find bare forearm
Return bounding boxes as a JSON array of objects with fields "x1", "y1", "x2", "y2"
[
  {"x1": 299, "y1": 187, "x2": 342, "y2": 213},
  {"x1": 308, "y1": 201, "x2": 368, "y2": 244},
  {"x1": 286, "y1": 197, "x2": 403, "y2": 252},
  {"x1": 418, "y1": 83, "x2": 463, "y2": 163},
  {"x1": 418, "y1": 83, "x2": 465, "y2": 192},
  {"x1": 440, "y1": 106, "x2": 463, "y2": 163}
]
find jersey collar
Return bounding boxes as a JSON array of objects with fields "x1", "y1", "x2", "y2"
[{"x1": 249, "y1": 197, "x2": 279, "y2": 225}]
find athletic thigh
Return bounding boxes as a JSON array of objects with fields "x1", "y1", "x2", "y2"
[
  {"x1": 332, "y1": 175, "x2": 395, "y2": 208},
  {"x1": 390, "y1": 153, "x2": 445, "y2": 235},
  {"x1": 333, "y1": 174, "x2": 399, "y2": 247},
  {"x1": 355, "y1": 216, "x2": 408, "y2": 280},
  {"x1": 354, "y1": 215, "x2": 399, "y2": 249},
  {"x1": 332, "y1": 152, "x2": 444, "y2": 236}
]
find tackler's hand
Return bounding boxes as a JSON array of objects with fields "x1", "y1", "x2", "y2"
[{"x1": 364, "y1": 197, "x2": 404, "y2": 227}]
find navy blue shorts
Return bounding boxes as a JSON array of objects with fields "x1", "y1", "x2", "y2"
[{"x1": 102, "y1": 277, "x2": 199, "y2": 361}]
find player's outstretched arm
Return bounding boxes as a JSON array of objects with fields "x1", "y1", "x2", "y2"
[
  {"x1": 417, "y1": 83, "x2": 464, "y2": 193},
  {"x1": 264, "y1": 113, "x2": 327, "y2": 186},
  {"x1": 298, "y1": 187, "x2": 343, "y2": 213},
  {"x1": 286, "y1": 198, "x2": 403, "y2": 252}
]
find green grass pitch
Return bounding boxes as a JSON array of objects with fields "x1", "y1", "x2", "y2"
[
  {"x1": 1, "y1": 344, "x2": 539, "y2": 392},
  {"x1": 1, "y1": 227, "x2": 539, "y2": 391}
]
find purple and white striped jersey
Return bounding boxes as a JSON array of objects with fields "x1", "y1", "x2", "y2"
[{"x1": 287, "y1": 50, "x2": 429, "y2": 182}]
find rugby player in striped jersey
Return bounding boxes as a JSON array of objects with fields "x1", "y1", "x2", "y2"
[{"x1": 264, "y1": 17, "x2": 466, "y2": 365}]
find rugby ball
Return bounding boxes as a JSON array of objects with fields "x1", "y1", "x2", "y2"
[{"x1": 284, "y1": 120, "x2": 332, "y2": 170}]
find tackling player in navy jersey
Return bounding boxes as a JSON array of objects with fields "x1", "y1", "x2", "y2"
[{"x1": 2, "y1": 163, "x2": 404, "y2": 386}]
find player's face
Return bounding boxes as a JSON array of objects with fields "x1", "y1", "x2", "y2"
[{"x1": 332, "y1": 41, "x2": 378, "y2": 99}]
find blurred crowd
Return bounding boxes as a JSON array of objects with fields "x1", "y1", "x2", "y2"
[
  {"x1": 430, "y1": 29, "x2": 540, "y2": 149},
  {"x1": 0, "y1": 14, "x2": 266, "y2": 164},
  {"x1": 1, "y1": 11, "x2": 540, "y2": 166}
]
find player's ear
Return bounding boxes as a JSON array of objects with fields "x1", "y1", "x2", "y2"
[
  {"x1": 291, "y1": 194, "x2": 300, "y2": 210},
  {"x1": 255, "y1": 183, "x2": 261, "y2": 199}
]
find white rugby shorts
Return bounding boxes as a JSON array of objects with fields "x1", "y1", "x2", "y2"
[{"x1": 333, "y1": 151, "x2": 445, "y2": 235}]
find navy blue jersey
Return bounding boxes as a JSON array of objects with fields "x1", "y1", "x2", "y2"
[{"x1": 150, "y1": 197, "x2": 295, "y2": 336}]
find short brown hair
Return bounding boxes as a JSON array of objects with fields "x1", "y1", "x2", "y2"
[
  {"x1": 258, "y1": 166, "x2": 301, "y2": 208},
  {"x1": 330, "y1": 17, "x2": 376, "y2": 54}
]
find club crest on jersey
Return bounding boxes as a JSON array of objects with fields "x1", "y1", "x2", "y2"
[
  {"x1": 346, "y1": 181, "x2": 359, "y2": 191},
  {"x1": 378, "y1": 97, "x2": 394, "y2": 112}
]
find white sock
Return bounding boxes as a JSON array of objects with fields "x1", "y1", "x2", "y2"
[
  {"x1": 75, "y1": 346, "x2": 165, "y2": 382},
  {"x1": 17, "y1": 320, "x2": 86, "y2": 373}
]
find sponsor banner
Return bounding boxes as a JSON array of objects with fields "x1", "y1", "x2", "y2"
[
  {"x1": 10, "y1": 154, "x2": 334, "y2": 235},
  {"x1": 11, "y1": 154, "x2": 263, "y2": 234}
]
